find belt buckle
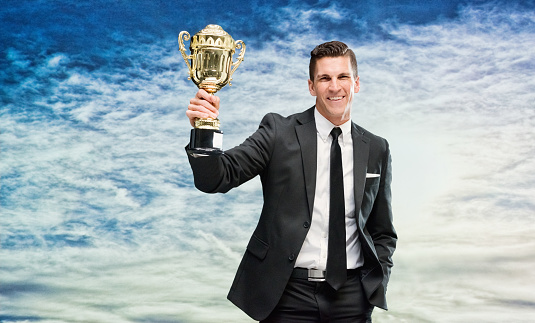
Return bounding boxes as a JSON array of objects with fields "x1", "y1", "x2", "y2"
[{"x1": 307, "y1": 269, "x2": 326, "y2": 282}]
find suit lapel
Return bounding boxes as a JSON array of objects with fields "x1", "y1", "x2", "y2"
[
  {"x1": 352, "y1": 122, "x2": 370, "y2": 228},
  {"x1": 295, "y1": 108, "x2": 317, "y2": 219}
]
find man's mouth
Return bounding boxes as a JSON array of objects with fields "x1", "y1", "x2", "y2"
[{"x1": 328, "y1": 96, "x2": 344, "y2": 101}]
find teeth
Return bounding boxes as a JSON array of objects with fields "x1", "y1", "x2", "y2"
[{"x1": 328, "y1": 96, "x2": 343, "y2": 100}]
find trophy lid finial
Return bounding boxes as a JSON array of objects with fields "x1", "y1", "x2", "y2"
[{"x1": 198, "y1": 24, "x2": 229, "y2": 37}]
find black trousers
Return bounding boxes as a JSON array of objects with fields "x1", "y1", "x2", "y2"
[{"x1": 261, "y1": 269, "x2": 374, "y2": 323}]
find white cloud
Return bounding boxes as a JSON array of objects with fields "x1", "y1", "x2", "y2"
[{"x1": 47, "y1": 54, "x2": 68, "y2": 68}]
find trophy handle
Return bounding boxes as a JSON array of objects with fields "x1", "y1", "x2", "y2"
[
  {"x1": 178, "y1": 31, "x2": 193, "y2": 78},
  {"x1": 228, "y1": 40, "x2": 246, "y2": 85}
]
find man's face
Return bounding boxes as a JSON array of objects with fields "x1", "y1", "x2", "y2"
[{"x1": 308, "y1": 56, "x2": 360, "y2": 126}]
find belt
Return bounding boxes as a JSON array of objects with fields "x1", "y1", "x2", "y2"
[{"x1": 291, "y1": 267, "x2": 361, "y2": 282}]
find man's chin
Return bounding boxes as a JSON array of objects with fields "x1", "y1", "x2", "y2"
[{"x1": 327, "y1": 105, "x2": 350, "y2": 116}]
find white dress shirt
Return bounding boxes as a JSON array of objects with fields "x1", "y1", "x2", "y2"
[{"x1": 294, "y1": 108, "x2": 364, "y2": 270}]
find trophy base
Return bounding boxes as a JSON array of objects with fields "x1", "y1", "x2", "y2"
[{"x1": 188, "y1": 128, "x2": 223, "y2": 155}]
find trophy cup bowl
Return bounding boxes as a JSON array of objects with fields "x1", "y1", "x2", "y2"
[{"x1": 179, "y1": 24, "x2": 246, "y2": 155}]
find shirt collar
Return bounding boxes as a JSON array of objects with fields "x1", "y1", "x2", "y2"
[{"x1": 314, "y1": 107, "x2": 352, "y2": 146}]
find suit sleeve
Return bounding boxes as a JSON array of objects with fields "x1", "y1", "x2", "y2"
[
  {"x1": 368, "y1": 141, "x2": 397, "y2": 289},
  {"x1": 186, "y1": 113, "x2": 277, "y2": 193}
]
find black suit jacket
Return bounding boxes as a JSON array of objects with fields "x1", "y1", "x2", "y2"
[{"x1": 187, "y1": 107, "x2": 397, "y2": 321}]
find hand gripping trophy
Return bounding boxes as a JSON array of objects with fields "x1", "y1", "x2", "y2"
[{"x1": 179, "y1": 24, "x2": 246, "y2": 155}]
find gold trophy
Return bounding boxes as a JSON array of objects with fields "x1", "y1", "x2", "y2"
[{"x1": 179, "y1": 24, "x2": 246, "y2": 155}]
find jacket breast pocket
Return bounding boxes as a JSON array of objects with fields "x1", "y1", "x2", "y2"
[
  {"x1": 246, "y1": 234, "x2": 269, "y2": 260},
  {"x1": 362, "y1": 177, "x2": 380, "y2": 216},
  {"x1": 365, "y1": 176, "x2": 380, "y2": 188}
]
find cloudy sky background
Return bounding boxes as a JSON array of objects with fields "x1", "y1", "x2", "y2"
[{"x1": 1, "y1": 0, "x2": 535, "y2": 322}]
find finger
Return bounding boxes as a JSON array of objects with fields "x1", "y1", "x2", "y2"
[
  {"x1": 195, "y1": 89, "x2": 214, "y2": 102},
  {"x1": 189, "y1": 97, "x2": 219, "y2": 117},
  {"x1": 210, "y1": 95, "x2": 220, "y2": 110},
  {"x1": 185, "y1": 110, "x2": 196, "y2": 127},
  {"x1": 186, "y1": 109, "x2": 210, "y2": 127},
  {"x1": 195, "y1": 89, "x2": 220, "y2": 110},
  {"x1": 188, "y1": 102, "x2": 218, "y2": 115},
  {"x1": 187, "y1": 102, "x2": 219, "y2": 124},
  {"x1": 186, "y1": 106, "x2": 219, "y2": 125}
]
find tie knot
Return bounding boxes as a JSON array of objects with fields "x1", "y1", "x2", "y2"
[{"x1": 330, "y1": 127, "x2": 342, "y2": 140}]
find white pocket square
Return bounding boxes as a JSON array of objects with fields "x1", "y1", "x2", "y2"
[{"x1": 366, "y1": 173, "x2": 380, "y2": 178}]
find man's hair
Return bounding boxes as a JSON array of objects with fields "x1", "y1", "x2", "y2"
[{"x1": 309, "y1": 41, "x2": 358, "y2": 81}]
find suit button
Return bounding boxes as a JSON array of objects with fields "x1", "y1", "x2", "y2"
[
  {"x1": 288, "y1": 253, "x2": 296, "y2": 261},
  {"x1": 303, "y1": 221, "x2": 310, "y2": 228}
]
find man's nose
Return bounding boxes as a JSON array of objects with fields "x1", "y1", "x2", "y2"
[{"x1": 328, "y1": 78, "x2": 340, "y2": 91}]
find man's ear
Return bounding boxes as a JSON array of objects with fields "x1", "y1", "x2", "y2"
[
  {"x1": 353, "y1": 76, "x2": 360, "y2": 93},
  {"x1": 308, "y1": 79, "x2": 316, "y2": 96}
]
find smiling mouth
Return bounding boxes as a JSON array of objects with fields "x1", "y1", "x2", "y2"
[{"x1": 328, "y1": 96, "x2": 344, "y2": 101}]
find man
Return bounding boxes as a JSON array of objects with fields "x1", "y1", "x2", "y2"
[{"x1": 186, "y1": 41, "x2": 397, "y2": 322}]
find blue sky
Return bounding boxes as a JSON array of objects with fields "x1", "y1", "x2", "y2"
[
  {"x1": 2, "y1": 1, "x2": 535, "y2": 322},
  {"x1": 3, "y1": 0, "x2": 533, "y2": 55}
]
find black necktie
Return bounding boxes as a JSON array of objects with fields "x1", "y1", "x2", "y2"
[{"x1": 326, "y1": 127, "x2": 347, "y2": 290}]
